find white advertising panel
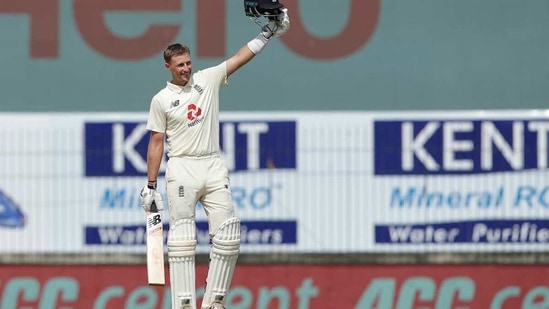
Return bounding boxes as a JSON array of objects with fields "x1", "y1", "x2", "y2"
[{"x1": 1, "y1": 111, "x2": 548, "y2": 253}]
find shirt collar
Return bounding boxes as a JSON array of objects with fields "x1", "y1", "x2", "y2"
[{"x1": 166, "y1": 77, "x2": 194, "y2": 94}]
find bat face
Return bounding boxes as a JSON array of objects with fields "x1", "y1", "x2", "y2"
[{"x1": 146, "y1": 209, "x2": 165, "y2": 286}]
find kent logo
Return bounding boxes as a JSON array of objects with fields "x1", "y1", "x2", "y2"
[
  {"x1": 374, "y1": 119, "x2": 549, "y2": 175},
  {"x1": 84, "y1": 121, "x2": 296, "y2": 176}
]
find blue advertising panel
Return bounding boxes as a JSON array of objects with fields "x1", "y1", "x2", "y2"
[
  {"x1": 85, "y1": 220, "x2": 297, "y2": 246},
  {"x1": 375, "y1": 220, "x2": 549, "y2": 244},
  {"x1": 84, "y1": 120, "x2": 296, "y2": 176},
  {"x1": 375, "y1": 119, "x2": 549, "y2": 175}
]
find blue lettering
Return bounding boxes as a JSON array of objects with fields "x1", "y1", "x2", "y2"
[
  {"x1": 514, "y1": 186, "x2": 549, "y2": 208},
  {"x1": 515, "y1": 186, "x2": 537, "y2": 207},
  {"x1": 232, "y1": 186, "x2": 278, "y2": 210},
  {"x1": 390, "y1": 186, "x2": 503, "y2": 209},
  {"x1": 100, "y1": 188, "x2": 139, "y2": 209},
  {"x1": 99, "y1": 185, "x2": 275, "y2": 211}
]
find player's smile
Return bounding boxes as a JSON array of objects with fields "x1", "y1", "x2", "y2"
[
  {"x1": 181, "y1": 71, "x2": 191, "y2": 80},
  {"x1": 166, "y1": 53, "x2": 193, "y2": 86}
]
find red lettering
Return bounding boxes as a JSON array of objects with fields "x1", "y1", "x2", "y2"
[
  {"x1": 1, "y1": 0, "x2": 377, "y2": 60},
  {"x1": 73, "y1": 0, "x2": 181, "y2": 60},
  {"x1": 197, "y1": 0, "x2": 226, "y2": 58},
  {"x1": 0, "y1": 0, "x2": 59, "y2": 57},
  {"x1": 281, "y1": 0, "x2": 380, "y2": 59}
]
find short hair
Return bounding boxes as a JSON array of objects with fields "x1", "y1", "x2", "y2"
[{"x1": 163, "y1": 43, "x2": 191, "y2": 63}]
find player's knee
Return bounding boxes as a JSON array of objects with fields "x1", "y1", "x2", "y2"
[
  {"x1": 168, "y1": 218, "x2": 196, "y2": 257},
  {"x1": 208, "y1": 210, "x2": 236, "y2": 235},
  {"x1": 211, "y1": 217, "x2": 240, "y2": 255}
]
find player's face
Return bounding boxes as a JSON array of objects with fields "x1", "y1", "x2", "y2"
[{"x1": 166, "y1": 53, "x2": 192, "y2": 86}]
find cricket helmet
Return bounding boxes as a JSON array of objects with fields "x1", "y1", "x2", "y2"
[{"x1": 244, "y1": 0, "x2": 285, "y2": 19}]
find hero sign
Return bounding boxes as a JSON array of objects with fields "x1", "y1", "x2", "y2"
[{"x1": 0, "y1": 0, "x2": 379, "y2": 60}]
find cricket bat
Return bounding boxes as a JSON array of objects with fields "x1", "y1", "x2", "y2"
[{"x1": 146, "y1": 202, "x2": 165, "y2": 286}]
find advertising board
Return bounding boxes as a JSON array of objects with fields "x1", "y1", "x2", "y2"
[
  {"x1": 1, "y1": 111, "x2": 548, "y2": 253},
  {"x1": 1, "y1": 264, "x2": 548, "y2": 308}
]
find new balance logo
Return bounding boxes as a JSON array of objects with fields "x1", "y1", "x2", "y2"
[{"x1": 147, "y1": 214, "x2": 161, "y2": 228}]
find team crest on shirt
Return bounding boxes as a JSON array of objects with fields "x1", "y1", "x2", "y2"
[
  {"x1": 193, "y1": 84, "x2": 204, "y2": 95},
  {"x1": 187, "y1": 103, "x2": 203, "y2": 127}
]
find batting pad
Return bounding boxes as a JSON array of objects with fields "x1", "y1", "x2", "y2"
[
  {"x1": 168, "y1": 218, "x2": 197, "y2": 309},
  {"x1": 201, "y1": 217, "x2": 241, "y2": 309}
]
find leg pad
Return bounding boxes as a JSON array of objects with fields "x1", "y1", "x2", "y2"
[
  {"x1": 201, "y1": 217, "x2": 240, "y2": 309},
  {"x1": 168, "y1": 218, "x2": 197, "y2": 309}
]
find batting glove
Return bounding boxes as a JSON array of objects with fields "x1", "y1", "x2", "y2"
[
  {"x1": 261, "y1": 21, "x2": 279, "y2": 39},
  {"x1": 273, "y1": 8, "x2": 290, "y2": 37},
  {"x1": 140, "y1": 184, "x2": 164, "y2": 212},
  {"x1": 248, "y1": 8, "x2": 290, "y2": 54}
]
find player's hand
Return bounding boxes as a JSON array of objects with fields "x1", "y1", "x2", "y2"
[
  {"x1": 261, "y1": 9, "x2": 290, "y2": 38},
  {"x1": 261, "y1": 20, "x2": 279, "y2": 39},
  {"x1": 273, "y1": 8, "x2": 290, "y2": 37},
  {"x1": 140, "y1": 186, "x2": 164, "y2": 212}
]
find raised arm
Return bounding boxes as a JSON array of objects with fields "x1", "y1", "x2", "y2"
[
  {"x1": 226, "y1": 44, "x2": 257, "y2": 77},
  {"x1": 226, "y1": 7, "x2": 290, "y2": 77}
]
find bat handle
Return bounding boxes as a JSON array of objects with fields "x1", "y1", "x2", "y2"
[{"x1": 150, "y1": 201, "x2": 158, "y2": 213}]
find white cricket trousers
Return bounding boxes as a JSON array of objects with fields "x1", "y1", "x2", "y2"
[{"x1": 165, "y1": 154, "x2": 236, "y2": 235}]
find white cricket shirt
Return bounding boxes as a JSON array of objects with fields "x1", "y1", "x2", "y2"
[{"x1": 146, "y1": 62, "x2": 228, "y2": 157}]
